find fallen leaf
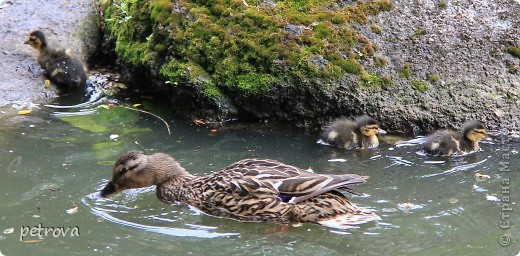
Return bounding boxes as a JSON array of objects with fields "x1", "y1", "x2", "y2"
[
  {"x1": 3, "y1": 228, "x2": 14, "y2": 234},
  {"x1": 44, "y1": 79, "x2": 51, "y2": 88},
  {"x1": 18, "y1": 109, "x2": 32, "y2": 115},
  {"x1": 193, "y1": 119, "x2": 205, "y2": 125},
  {"x1": 66, "y1": 207, "x2": 78, "y2": 214},
  {"x1": 133, "y1": 103, "x2": 142, "y2": 108}
]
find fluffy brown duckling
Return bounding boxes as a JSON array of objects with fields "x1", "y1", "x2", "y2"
[
  {"x1": 320, "y1": 115, "x2": 387, "y2": 150},
  {"x1": 100, "y1": 150, "x2": 380, "y2": 228},
  {"x1": 25, "y1": 30, "x2": 87, "y2": 89},
  {"x1": 422, "y1": 120, "x2": 487, "y2": 156}
]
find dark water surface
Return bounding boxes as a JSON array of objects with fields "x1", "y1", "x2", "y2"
[{"x1": 0, "y1": 103, "x2": 518, "y2": 255}]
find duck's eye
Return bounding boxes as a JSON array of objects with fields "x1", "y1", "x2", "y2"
[{"x1": 120, "y1": 167, "x2": 129, "y2": 175}]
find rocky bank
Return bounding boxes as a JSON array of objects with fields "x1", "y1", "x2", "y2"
[
  {"x1": 99, "y1": 0, "x2": 519, "y2": 133},
  {"x1": 0, "y1": 0, "x2": 99, "y2": 110}
]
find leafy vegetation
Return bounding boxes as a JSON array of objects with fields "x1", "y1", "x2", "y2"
[{"x1": 101, "y1": 0, "x2": 394, "y2": 95}]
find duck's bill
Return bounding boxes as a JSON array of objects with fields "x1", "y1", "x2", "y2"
[
  {"x1": 377, "y1": 128, "x2": 387, "y2": 135},
  {"x1": 100, "y1": 181, "x2": 121, "y2": 198}
]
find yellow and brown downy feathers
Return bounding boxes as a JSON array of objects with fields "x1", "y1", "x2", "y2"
[
  {"x1": 320, "y1": 115, "x2": 386, "y2": 150},
  {"x1": 101, "y1": 150, "x2": 380, "y2": 228},
  {"x1": 422, "y1": 120, "x2": 487, "y2": 156},
  {"x1": 25, "y1": 30, "x2": 87, "y2": 89}
]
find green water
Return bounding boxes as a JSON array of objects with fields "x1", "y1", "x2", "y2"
[{"x1": 0, "y1": 104, "x2": 518, "y2": 255}]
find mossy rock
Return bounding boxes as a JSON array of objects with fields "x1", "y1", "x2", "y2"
[{"x1": 101, "y1": 0, "x2": 394, "y2": 97}]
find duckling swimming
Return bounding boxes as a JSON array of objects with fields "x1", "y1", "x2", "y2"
[
  {"x1": 422, "y1": 120, "x2": 487, "y2": 156},
  {"x1": 100, "y1": 151, "x2": 380, "y2": 228},
  {"x1": 320, "y1": 115, "x2": 386, "y2": 150},
  {"x1": 25, "y1": 30, "x2": 87, "y2": 89}
]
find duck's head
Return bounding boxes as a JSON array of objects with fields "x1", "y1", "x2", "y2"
[
  {"x1": 462, "y1": 120, "x2": 487, "y2": 143},
  {"x1": 100, "y1": 150, "x2": 188, "y2": 198},
  {"x1": 355, "y1": 115, "x2": 387, "y2": 137},
  {"x1": 24, "y1": 30, "x2": 47, "y2": 51}
]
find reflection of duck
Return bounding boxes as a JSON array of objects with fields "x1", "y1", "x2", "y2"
[
  {"x1": 422, "y1": 120, "x2": 487, "y2": 156},
  {"x1": 25, "y1": 30, "x2": 87, "y2": 89},
  {"x1": 320, "y1": 115, "x2": 386, "y2": 150},
  {"x1": 101, "y1": 151, "x2": 380, "y2": 228}
]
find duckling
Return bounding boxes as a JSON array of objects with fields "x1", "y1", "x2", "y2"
[
  {"x1": 25, "y1": 30, "x2": 87, "y2": 89},
  {"x1": 422, "y1": 120, "x2": 487, "y2": 156},
  {"x1": 320, "y1": 115, "x2": 387, "y2": 150},
  {"x1": 100, "y1": 150, "x2": 380, "y2": 228}
]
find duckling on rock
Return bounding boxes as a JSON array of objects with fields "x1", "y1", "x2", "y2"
[
  {"x1": 100, "y1": 150, "x2": 380, "y2": 228},
  {"x1": 25, "y1": 30, "x2": 87, "y2": 90},
  {"x1": 422, "y1": 120, "x2": 487, "y2": 156},
  {"x1": 320, "y1": 115, "x2": 387, "y2": 150}
]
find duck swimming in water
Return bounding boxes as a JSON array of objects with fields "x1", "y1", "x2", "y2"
[
  {"x1": 100, "y1": 150, "x2": 380, "y2": 228},
  {"x1": 320, "y1": 115, "x2": 387, "y2": 150},
  {"x1": 25, "y1": 30, "x2": 87, "y2": 89},
  {"x1": 422, "y1": 120, "x2": 487, "y2": 156}
]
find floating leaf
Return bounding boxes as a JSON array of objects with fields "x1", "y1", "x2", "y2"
[
  {"x1": 109, "y1": 134, "x2": 120, "y2": 140},
  {"x1": 133, "y1": 103, "x2": 142, "y2": 108},
  {"x1": 486, "y1": 194, "x2": 500, "y2": 202},
  {"x1": 448, "y1": 198, "x2": 459, "y2": 204},
  {"x1": 210, "y1": 129, "x2": 218, "y2": 133},
  {"x1": 22, "y1": 240, "x2": 43, "y2": 243},
  {"x1": 3, "y1": 228, "x2": 14, "y2": 234},
  {"x1": 66, "y1": 207, "x2": 78, "y2": 214},
  {"x1": 18, "y1": 109, "x2": 32, "y2": 115},
  {"x1": 475, "y1": 173, "x2": 490, "y2": 182},
  {"x1": 193, "y1": 119, "x2": 205, "y2": 125}
]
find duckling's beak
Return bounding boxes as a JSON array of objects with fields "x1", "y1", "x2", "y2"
[
  {"x1": 100, "y1": 181, "x2": 118, "y2": 198},
  {"x1": 377, "y1": 128, "x2": 387, "y2": 135}
]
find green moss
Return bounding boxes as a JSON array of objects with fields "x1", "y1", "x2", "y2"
[
  {"x1": 439, "y1": 2, "x2": 447, "y2": 8},
  {"x1": 370, "y1": 25, "x2": 382, "y2": 35},
  {"x1": 101, "y1": 0, "x2": 394, "y2": 97},
  {"x1": 397, "y1": 63, "x2": 412, "y2": 78},
  {"x1": 150, "y1": 0, "x2": 172, "y2": 25},
  {"x1": 359, "y1": 71, "x2": 393, "y2": 88},
  {"x1": 373, "y1": 56, "x2": 387, "y2": 67},
  {"x1": 506, "y1": 47, "x2": 520, "y2": 58},
  {"x1": 410, "y1": 27, "x2": 427, "y2": 40},
  {"x1": 428, "y1": 74, "x2": 440, "y2": 82},
  {"x1": 153, "y1": 43, "x2": 167, "y2": 52},
  {"x1": 411, "y1": 79, "x2": 430, "y2": 92}
]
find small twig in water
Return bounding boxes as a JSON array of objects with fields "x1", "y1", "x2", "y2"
[{"x1": 123, "y1": 106, "x2": 171, "y2": 135}]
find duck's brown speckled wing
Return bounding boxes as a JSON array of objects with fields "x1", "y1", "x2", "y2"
[{"x1": 220, "y1": 158, "x2": 366, "y2": 203}]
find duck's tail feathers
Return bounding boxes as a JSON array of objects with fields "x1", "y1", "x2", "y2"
[{"x1": 317, "y1": 208, "x2": 381, "y2": 229}]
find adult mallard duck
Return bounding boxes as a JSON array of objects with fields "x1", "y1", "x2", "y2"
[
  {"x1": 422, "y1": 120, "x2": 487, "y2": 156},
  {"x1": 320, "y1": 115, "x2": 387, "y2": 150},
  {"x1": 25, "y1": 30, "x2": 87, "y2": 89},
  {"x1": 100, "y1": 150, "x2": 380, "y2": 228}
]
